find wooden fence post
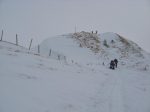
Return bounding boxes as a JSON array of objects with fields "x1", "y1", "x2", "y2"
[
  {"x1": 16, "y1": 34, "x2": 18, "y2": 46},
  {"x1": 75, "y1": 26, "x2": 76, "y2": 33},
  {"x1": 38, "y1": 45, "x2": 40, "y2": 54},
  {"x1": 58, "y1": 55, "x2": 60, "y2": 60},
  {"x1": 0, "y1": 30, "x2": 3, "y2": 41},
  {"x1": 49, "y1": 49, "x2": 51, "y2": 56},
  {"x1": 29, "y1": 39, "x2": 33, "y2": 50}
]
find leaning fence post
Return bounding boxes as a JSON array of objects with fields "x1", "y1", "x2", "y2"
[
  {"x1": 49, "y1": 49, "x2": 51, "y2": 56},
  {"x1": 58, "y1": 55, "x2": 60, "y2": 60},
  {"x1": 29, "y1": 39, "x2": 33, "y2": 50},
  {"x1": 0, "y1": 30, "x2": 3, "y2": 41},
  {"x1": 16, "y1": 34, "x2": 18, "y2": 46},
  {"x1": 38, "y1": 45, "x2": 40, "y2": 54}
]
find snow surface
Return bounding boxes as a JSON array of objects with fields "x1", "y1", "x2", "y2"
[{"x1": 0, "y1": 32, "x2": 150, "y2": 112}]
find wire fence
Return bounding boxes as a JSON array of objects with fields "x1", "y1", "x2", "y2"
[{"x1": 0, "y1": 30, "x2": 67, "y2": 62}]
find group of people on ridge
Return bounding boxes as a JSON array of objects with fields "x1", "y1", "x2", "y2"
[{"x1": 110, "y1": 59, "x2": 118, "y2": 70}]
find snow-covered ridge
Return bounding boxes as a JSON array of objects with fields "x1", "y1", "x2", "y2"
[{"x1": 39, "y1": 31, "x2": 150, "y2": 70}]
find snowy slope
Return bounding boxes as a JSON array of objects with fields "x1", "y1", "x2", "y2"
[
  {"x1": 38, "y1": 31, "x2": 150, "y2": 70},
  {"x1": 0, "y1": 32, "x2": 150, "y2": 112},
  {"x1": 37, "y1": 34, "x2": 98, "y2": 65}
]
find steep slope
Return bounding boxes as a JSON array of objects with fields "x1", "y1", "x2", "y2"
[
  {"x1": 0, "y1": 33, "x2": 150, "y2": 112},
  {"x1": 99, "y1": 32, "x2": 150, "y2": 70},
  {"x1": 39, "y1": 31, "x2": 150, "y2": 70},
  {"x1": 38, "y1": 33, "x2": 99, "y2": 65}
]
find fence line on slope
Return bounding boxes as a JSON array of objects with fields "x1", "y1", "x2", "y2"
[{"x1": 0, "y1": 30, "x2": 67, "y2": 63}]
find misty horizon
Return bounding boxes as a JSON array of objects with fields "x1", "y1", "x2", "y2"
[{"x1": 0, "y1": 0, "x2": 150, "y2": 52}]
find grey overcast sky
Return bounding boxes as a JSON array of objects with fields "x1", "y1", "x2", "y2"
[{"x1": 0, "y1": 0, "x2": 150, "y2": 52}]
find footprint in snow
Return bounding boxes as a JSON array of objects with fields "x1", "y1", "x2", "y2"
[{"x1": 18, "y1": 73, "x2": 37, "y2": 80}]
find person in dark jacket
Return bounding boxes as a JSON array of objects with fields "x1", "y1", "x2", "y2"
[
  {"x1": 114, "y1": 59, "x2": 118, "y2": 68},
  {"x1": 110, "y1": 60, "x2": 115, "y2": 69}
]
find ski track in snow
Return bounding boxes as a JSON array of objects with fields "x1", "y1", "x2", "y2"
[{"x1": 86, "y1": 69, "x2": 124, "y2": 112}]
